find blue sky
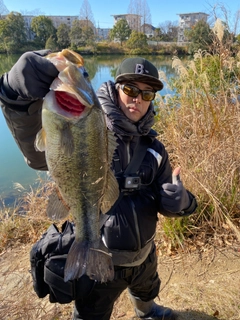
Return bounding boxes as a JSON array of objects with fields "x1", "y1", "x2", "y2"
[{"x1": 3, "y1": 0, "x2": 240, "y2": 30}]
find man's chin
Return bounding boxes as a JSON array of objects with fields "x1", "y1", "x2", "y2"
[{"x1": 126, "y1": 112, "x2": 141, "y2": 122}]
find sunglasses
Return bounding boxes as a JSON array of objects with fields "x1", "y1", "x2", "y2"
[{"x1": 120, "y1": 84, "x2": 156, "y2": 101}]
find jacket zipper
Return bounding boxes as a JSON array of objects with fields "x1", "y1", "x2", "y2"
[
  {"x1": 130, "y1": 199, "x2": 141, "y2": 250},
  {"x1": 127, "y1": 137, "x2": 141, "y2": 250},
  {"x1": 126, "y1": 140, "x2": 131, "y2": 164}
]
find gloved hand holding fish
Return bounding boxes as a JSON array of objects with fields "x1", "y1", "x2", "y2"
[{"x1": 35, "y1": 49, "x2": 119, "y2": 283}]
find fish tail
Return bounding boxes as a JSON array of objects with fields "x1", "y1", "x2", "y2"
[{"x1": 64, "y1": 239, "x2": 114, "y2": 283}]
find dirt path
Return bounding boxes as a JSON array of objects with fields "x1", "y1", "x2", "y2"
[
  {"x1": 112, "y1": 244, "x2": 240, "y2": 320},
  {"x1": 0, "y1": 243, "x2": 239, "y2": 320}
]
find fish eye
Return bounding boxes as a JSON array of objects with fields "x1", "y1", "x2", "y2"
[{"x1": 83, "y1": 69, "x2": 89, "y2": 78}]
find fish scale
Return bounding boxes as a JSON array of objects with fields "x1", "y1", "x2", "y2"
[{"x1": 35, "y1": 49, "x2": 119, "y2": 283}]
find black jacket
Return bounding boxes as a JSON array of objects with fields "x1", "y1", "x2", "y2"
[
  {"x1": 0, "y1": 78, "x2": 197, "y2": 265},
  {"x1": 97, "y1": 81, "x2": 196, "y2": 254}
]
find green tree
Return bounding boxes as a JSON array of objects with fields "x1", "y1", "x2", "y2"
[
  {"x1": 126, "y1": 30, "x2": 148, "y2": 49},
  {"x1": 81, "y1": 25, "x2": 95, "y2": 45},
  {"x1": 57, "y1": 23, "x2": 70, "y2": 49},
  {"x1": 31, "y1": 15, "x2": 56, "y2": 47},
  {"x1": 153, "y1": 27, "x2": 163, "y2": 43},
  {"x1": 185, "y1": 20, "x2": 213, "y2": 54},
  {"x1": 110, "y1": 19, "x2": 131, "y2": 46},
  {"x1": 69, "y1": 20, "x2": 82, "y2": 48},
  {"x1": 45, "y1": 34, "x2": 58, "y2": 51},
  {"x1": 0, "y1": 18, "x2": 8, "y2": 51},
  {"x1": 0, "y1": 12, "x2": 26, "y2": 53}
]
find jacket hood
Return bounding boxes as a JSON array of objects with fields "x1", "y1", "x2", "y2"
[{"x1": 97, "y1": 81, "x2": 156, "y2": 137}]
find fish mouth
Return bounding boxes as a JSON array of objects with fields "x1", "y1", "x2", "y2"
[{"x1": 55, "y1": 91, "x2": 86, "y2": 116}]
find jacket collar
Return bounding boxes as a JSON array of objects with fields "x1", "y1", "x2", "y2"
[{"x1": 98, "y1": 81, "x2": 155, "y2": 137}]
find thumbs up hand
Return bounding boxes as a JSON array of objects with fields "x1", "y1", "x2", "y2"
[
  {"x1": 172, "y1": 167, "x2": 181, "y2": 184},
  {"x1": 160, "y1": 167, "x2": 191, "y2": 213}
]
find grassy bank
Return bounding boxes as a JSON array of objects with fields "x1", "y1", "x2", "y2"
[
  {"x1": 74, "y1": 41, "x2": 189, "y2": 56},
  {"x1": 1, "y1": 40, "x2": 189, "y2": 57}
]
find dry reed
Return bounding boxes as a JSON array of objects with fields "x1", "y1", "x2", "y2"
[{"x1": 155, "y1": 19, "x2": 240, "y2": 241}]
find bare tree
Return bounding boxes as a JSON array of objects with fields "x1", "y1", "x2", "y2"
[
  {"x1": 233, "y1": 10, "x2": 240, "y2": 36},
  {"x1": 158, "y1": 20, "x2": 178, "y2": 41},
  {"x1": 0, "y1": 0, "x2": 9, "y2": 16},
  {"x1": 141, "y1": 0, "x2": 151, "y2": 33},
  {"x1": 20, "y1": 9, "x2": 45, "y2": 16},
  {"x1": 127, "y1": 0, "x2": 142, "y2": 32},
  {"x1": 207, "y1": 2, "x2": 240, "y2": 35},
  {"x1": 206, "y1": 2, "x2": 240, "y2": 53},
  {"x1": 128, "y1": 0, "x2": 152, "y2": 32},
  {"x1": 79, "y1": 0, "x2": 95, "y2": 28}
]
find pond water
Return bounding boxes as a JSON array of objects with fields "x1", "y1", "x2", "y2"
[{"x1": 0, "y1": 53, "x2": 176, "y2": 207}]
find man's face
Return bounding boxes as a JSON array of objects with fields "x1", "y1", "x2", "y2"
[{"x1": 117, "y1": 81, "x2": 154, "y2": 122}]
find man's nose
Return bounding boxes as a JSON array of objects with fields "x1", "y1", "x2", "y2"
[{"x1": 133, "y1": 92, "x2": 142, "y2": 101}]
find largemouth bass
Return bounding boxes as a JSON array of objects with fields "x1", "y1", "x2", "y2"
[{"x1": 35, "y1": 49, "x2": 119, "y2": 283}]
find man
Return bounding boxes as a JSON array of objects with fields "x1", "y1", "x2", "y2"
[{"x1": 0, "y1": 50, "x2": 197, "y2": 320}]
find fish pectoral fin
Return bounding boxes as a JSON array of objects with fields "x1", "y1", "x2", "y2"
[
  {"x1": 60, "y1": 123, "x2": 74, "y2": 156},
  {"x1": 35, "y1": 128, "x2": 46, "y2": 152},
  {"x1": 46, "y1": 189, "x2": 70, "y2": 220},
  {"x1": 100, "y1": 169, "x2": 120, "y2": 214}
]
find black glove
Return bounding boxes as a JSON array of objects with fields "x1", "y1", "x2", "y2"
[
  {"x1": 160, "y1": 168, "x2": 191, "y2": 214},
  {"x1": 3, "y1": 49, "x2": 59, "y2": 100}
]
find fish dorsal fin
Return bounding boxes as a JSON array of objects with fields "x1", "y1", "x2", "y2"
[
  {"x1": 100, "y1": 130, "x2": 119, "y2": 214},
  {"x1": 61, "y1": 49, "x2": 84, "y2": 67},
  {"x1": 46, "y1": 187, "x2": 70, "y2": 220},
  {"x1": 60, "y1": 122, "x2": 74, "y2": 156},
  {"x1": 35, "y1": 128, "x2": 46, "y2": 152}
]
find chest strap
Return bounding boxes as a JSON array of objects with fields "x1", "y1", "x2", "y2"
[{"x1": 100, "y1": 135, "x2": 152, "y2": 228}]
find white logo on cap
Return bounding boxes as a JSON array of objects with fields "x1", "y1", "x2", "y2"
[{"x1": 135, "y1": 64, "x2": 149, "y2": 74}]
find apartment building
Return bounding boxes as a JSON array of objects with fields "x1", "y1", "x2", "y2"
[
  {"x1": 112, "y1": 14, "x2": 141, "y2": 32},
  {"x1": 141, "y1": 23, "x2": 155, "y2": 38},
  {"x1": 177, "y1": 12, "x2": 208, "y2": 43},
  {"x1": 46, "y1": 15, "x2": 78, "y2": 29},
  {"x1": 22, "y1": 15, "x2": 78, "y2": 40},
  {"x1": 96, "y1": 28, "x2": 111, "y2": 40}
]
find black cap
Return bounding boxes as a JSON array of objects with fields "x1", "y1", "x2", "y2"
[{"x1": 115, "y1": 57, "x2": 163, "y2": 91}]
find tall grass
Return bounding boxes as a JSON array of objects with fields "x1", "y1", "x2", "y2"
[
  {"x1": 0, "y1": 176, "x2": 55, "y2": 253},
  {"x1": 155, "y1": 19, "x2": 240, "y2": 241}
]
